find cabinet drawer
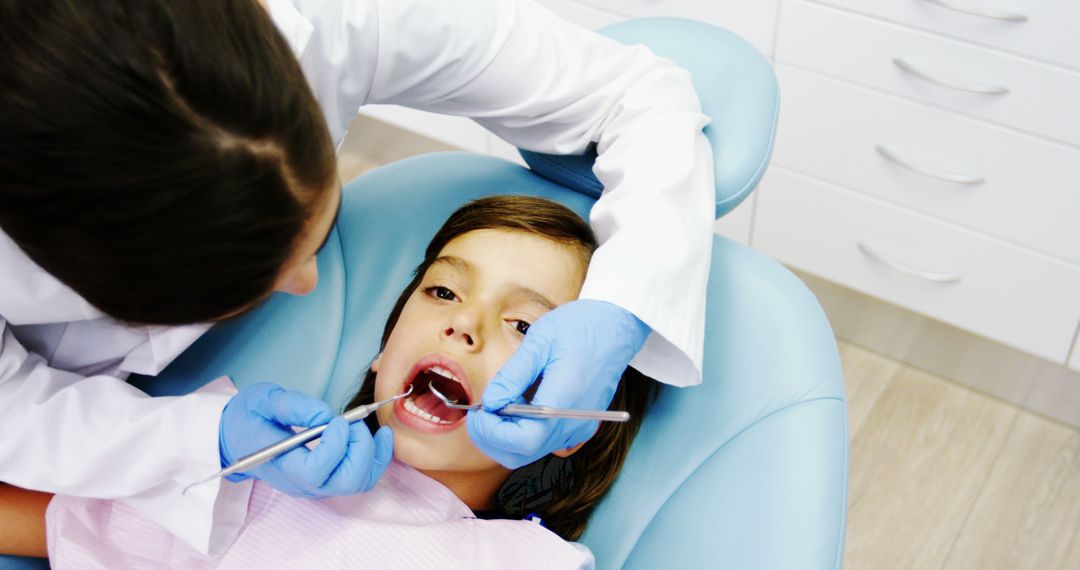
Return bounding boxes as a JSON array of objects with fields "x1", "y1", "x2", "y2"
[
  {"x1": 776, "y1": 1, "x2": 1080, "y2": 147},
  {"x1": 573, "y1": 0, "x2": 779, "y2": 56},
  {"x1": 752, "y1": 168, "x2": 1080, "y2": 363},
  {"x1": 810, "y1": 0, "x2": 1080, "y2": 71},
  {"x1": 772, "y1": 64, "x2": 1080, "y2": 264}
]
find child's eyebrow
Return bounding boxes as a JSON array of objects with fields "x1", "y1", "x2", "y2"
[
  {"x1": 431, "y1": 255, "x2": 473, "y2": 273},
  {"x1": 510, "y1": 286, "x2": 557, "y2": 311},
  {"x1": 431, "y1": 255, "x2": 557, "y2": 310}
]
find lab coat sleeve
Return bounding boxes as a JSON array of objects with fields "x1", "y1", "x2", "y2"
[
  {"x1": 0, "y1": 318, "x2": 251, "y2": 555},
  {"x1": 300, "y1": 0, "x2": 714, "y2": 386}
]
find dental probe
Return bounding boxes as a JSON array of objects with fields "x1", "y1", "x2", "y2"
[
  {"x1": 429, "y1": 385, "x2": 630, "y2": 422},
  {"x1": 183, "y1": 386, "x2": 414, "y2": 494}
]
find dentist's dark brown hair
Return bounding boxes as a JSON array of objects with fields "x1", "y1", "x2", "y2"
[
  {"x1": 0, "y1": 0, "x2": 337, "y2": 324},
  {"x1": 346, "y1": 195, "x2": 655, "y2": 541}
]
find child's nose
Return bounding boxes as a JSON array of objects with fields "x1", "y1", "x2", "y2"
[
  {"x1": 444, "y1": 308, "x2": 482, "y2": 350},
  {"x1": 443, "y1": 325, "x2": 474, "y2": 347}
]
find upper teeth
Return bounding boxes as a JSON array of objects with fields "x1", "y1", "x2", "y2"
[{"x1": 427, "y1": 366, "x2": 458, "y2": 382}]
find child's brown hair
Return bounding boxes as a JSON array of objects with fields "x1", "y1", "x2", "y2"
[{"x1": 345, "y1": 195, "x2": 655, "y2": 541}]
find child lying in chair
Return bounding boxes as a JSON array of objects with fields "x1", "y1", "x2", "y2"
[{"x1": 0, "y1": 196, "x2": 655, "y2": 568}]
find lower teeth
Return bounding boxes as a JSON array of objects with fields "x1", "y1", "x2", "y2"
[{"x1": 404, "y1": 396, "x2": 452, "y2": 425}]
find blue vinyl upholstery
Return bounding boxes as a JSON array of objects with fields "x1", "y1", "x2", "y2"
[
  {"x1": 2, "y1": 18, "x2": 846, "y2": 570},
  {"x1": 521, "y1": 18, "x2": 779, "y2": 219}
]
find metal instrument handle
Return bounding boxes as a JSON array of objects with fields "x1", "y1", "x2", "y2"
[
  {"x1": 184, "y1": 390, "x2": 409, "y2": 493},
  {"x1": 875, "y1": 146, "x2": 985, "y2": 185},
  {"x1": 920, "y1": 0, "x2": 1028, "y2": 22},
  {"x1": 500, "y1": 404, "x2": 630, "y2": 422},
  {"x1": 857, "y1": 242, "x2": 963, "y2": 284},
  {"x1": 429, "y1": 384, "x2": 629, "y2": 422},
  {"x1": 218, "y1": 423, "x2": 332, "y2": 479},
  {"x1": 209, "y1": 395, "x2": 395, "y2": 481},
  {"x1": 893, "y1": 58, "x2": 1009, "y2": 95}
]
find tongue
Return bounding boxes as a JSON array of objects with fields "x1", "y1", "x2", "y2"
[{"x1": 414, "y1": 390, "x2": 466, "y2": 423}]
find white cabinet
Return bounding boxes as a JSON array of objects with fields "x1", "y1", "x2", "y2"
[
  {"x1": 754, "y1": 168, "x2": 1080, "y2": 363},
  {"x1": 776, "y1": 1, "x2": 1080, "y2": 147},
  {"x1": 771, "y1": 65, "x2": 1080, "y2": 265},
  {"x1": 810, "y1": 0, "x2": 1080, "y2": 71},
  {"x1": 762, "y1": 0, "x2": 1080, "y2": 365}
]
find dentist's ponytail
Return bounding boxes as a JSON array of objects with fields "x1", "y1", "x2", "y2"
[{"x1": 0, "y1": 0, "x2": 337, "y2": 325}]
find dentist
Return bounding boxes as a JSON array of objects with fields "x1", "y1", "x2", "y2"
[{"x1": 0, "y1": 0, "x2": 714, "y2": 555}]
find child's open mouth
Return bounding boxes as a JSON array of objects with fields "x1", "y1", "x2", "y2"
[{"x1": 393, "y1": 356, "x2": 472, "y2": 433}]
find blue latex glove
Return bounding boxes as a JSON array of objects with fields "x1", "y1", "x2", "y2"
[
  {"x1": 219, "y1": 383, "x2": 393, "y2": 498},
  {"x1": 467, "y1": 299, "x2": 650, "y2": 468}
]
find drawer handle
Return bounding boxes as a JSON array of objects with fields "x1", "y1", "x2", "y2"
[
  {"x1": 875, "y1": 146, "x2": 985, "y2": 185},
  {"x1": 919, "y1": 0, "x2": 1028, "y2": 22},
  {"x1": 893, "y1": 58, "x2": 1009, "y2": 95},
  {"x1": 857, "y1": 242, "x2": 963, "y2": 284}
]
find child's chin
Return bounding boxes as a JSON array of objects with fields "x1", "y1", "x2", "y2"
[
  {"x1": 393, "y1": 437, "x2": 491, "y2": 472},
  {"x1": 394, "y1": 437, "x2": 454, "y2": 469}
]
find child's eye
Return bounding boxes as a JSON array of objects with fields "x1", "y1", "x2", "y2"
[
  {"x1": 510, "y1": 320, "x2": 531, "y2": 335},
  {"x1": 424, "y1": 285, "x2": 458, "y2": 302}
]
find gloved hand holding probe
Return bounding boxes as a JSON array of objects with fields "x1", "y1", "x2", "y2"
[
  {"x1": 468, "y1": 299, "x2": 651, "y2": 468},
  {"x1": 218, "y1": 383, "x2": 394, "y2": 497}
]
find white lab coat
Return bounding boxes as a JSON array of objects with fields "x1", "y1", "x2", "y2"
[{"x1": 0, "y1": 0, "x2": 714, "y2": 555}]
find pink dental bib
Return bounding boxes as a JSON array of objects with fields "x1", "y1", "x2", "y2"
[{"x1": 47, "y1": 459, "x2": 591, "y2": 569}]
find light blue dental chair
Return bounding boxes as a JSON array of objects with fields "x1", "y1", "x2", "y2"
[{"x1": 1, "y1": 18, "x2": 847, "y2": 570}]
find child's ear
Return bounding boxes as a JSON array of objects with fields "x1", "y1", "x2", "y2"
[
  {"x1": 551, "y1": 440, "x2": 588, "y2": 458},
  {"x1": 370, "y1": 354, "x2": 382, "y2": 373}
]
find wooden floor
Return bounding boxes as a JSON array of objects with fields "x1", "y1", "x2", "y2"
[{"x1": 841, "y1": 340, "x2": 1080, "y2": 570}]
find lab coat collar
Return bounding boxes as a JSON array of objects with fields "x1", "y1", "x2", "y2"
[
  {"x1": 1, "y1": 228, "x2": 212, "y2": 376},
  {"x1": 0, "y1": 228, "x2": 102, "y2": 325},
  {"x1": 119, "y1": 322, "x2": 213, "y2": 377}
]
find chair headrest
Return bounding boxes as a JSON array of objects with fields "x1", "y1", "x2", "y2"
[{"x1": 520, "y1": 17, "x2": 780, "y2": 219}]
